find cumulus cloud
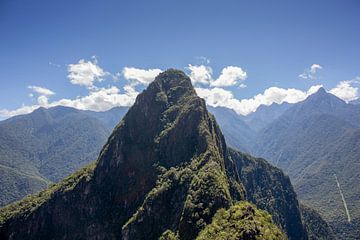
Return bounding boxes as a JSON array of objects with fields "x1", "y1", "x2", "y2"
[
  {"x1": 122, "y1": 67, "x2": 162, "y2": 85},
  {"x1": 0, "y1": 105, "x2": 39, "y2": 119},
  {"x1": 210, "y1": 66, "x2": 247, "y2": 87},
  {"x1": 28, "y1": 85, "x2": 55, "y2": 96},
  {"x1": 1, "y1": 63, "x2": 162, "y2": 119},
  {"x1": 50, "y1": 85, "x2": 138, "y2": 111},
  {"x1": 186, "y1": 65, "x2": 247, "y2": 88},
  {"x1": 196, "y1": 85, "x2": 323, "y2": 115},
  {"x1": 299, "y1": 64, "x2": 323, "y2": 80},
  {"x1": 186, "y1": 64, "x2": 213, "y2": 85},
  {"x1": 67, "y1": 58, "x2": 107, "y2": 88},
  {"x1": 0, "y1": 85, "x2": 139, "y2": 118},
  {"x1": 330, "y1": 79, "x2": 359, "y2": 102}
]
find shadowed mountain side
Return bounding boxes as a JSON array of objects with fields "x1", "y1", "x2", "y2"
[
  {"x1": 251, "y1": 88, "x2": 360, "y2": 239},
  {"x1": 0, "y1": 70, "x2": 321, "y2": 240},
  {"x1": 208, "y1": 106, "x2": 255, "y2": 153}
]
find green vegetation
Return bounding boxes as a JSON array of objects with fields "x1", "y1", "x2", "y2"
[
  {"x1": 196, "y1": 201, "x2": 286, "y2": 240},
  {"x1": 249, "y1": 89, "x2": 360, "y2": 239},
  {"x1": 159, "y1": 230, "x2": 179, "y2": 240},
  {"x1": 300, "y1": 204, "x2": 335, "y2": 240},
  {"x1": 0, "y1": 161, "x2": 95, "y2": 224},
  {"x1": 0, "y1": 69, "x2": 323, "y2": 240},
  {"x1": 0, "y1": 105, "x2": 127, "y2": 206}
]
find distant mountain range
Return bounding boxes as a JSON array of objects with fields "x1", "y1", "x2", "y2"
[
  {"x1": 0, "y1": 83, "x2": 354, "y2": 238},
  {"x1": 0, "y1": 70, "x2": 333, "y2": 240},
  {"x1": 0, "y1": 106, "x2": 127, "y2": 206},
  {"x1": 207, "y1": 106, "x2": 255, "y2": 152},
  {"x1": 209, "y1": 88, "x2": 360, "y2": 239}
]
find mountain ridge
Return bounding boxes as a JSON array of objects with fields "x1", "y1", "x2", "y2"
[
  {"x1": 250, "y1": 87, "x2": 360, "y2": 239},
  {"x1": 0, "y1": 69, "x2": 312, "y2": 240},
  {"x1": 0, "y1": 105, "x2": 128, "y2": 206}
]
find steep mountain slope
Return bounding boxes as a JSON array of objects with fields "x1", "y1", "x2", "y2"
[
  {"x1": 0, "y1": 70, "x2": 310, "y2": 240},
  {"x1": 300, "y1": 204, "x2": 335, "y2": 240},
  {"x1": 86, "y1": 106, "x2": 129, "y2": 129},
  {"x1": 252, "y1": 88, "x2": 360, "y2": 239},
  {"x1": 0, "y1": 106, "x2": 127, "y2": 206},
  {"x1": 208, "y1": 103, "x2": 291, "y2": 152},
  {"x1": 208, "y1": 106, "x2": 255, "y2": 152}
]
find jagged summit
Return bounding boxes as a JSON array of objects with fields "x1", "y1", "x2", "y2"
[
  {"x1": 0, "y1": 69, "x2": 308, "y2": 240},
  {"x1": 306, "y1": 86, "x2": 345, "y2": 105},
  {"x1": 154, "y1": 69, "x2": 194, "y2": 91},
  {"x1": 315, "y1": 86, "x2": 327, "y2": 94}
]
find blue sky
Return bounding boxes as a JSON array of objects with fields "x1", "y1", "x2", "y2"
[{"x1": 1, "y1": 0, "x2": 360, "y2": 118}]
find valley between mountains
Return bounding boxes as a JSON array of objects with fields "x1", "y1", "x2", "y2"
[{"x1": 1, "y1": 69, "x2": 355, "y2": 239}]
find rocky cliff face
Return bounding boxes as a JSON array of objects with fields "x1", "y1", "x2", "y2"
[
  {"x1": 1, "y1": 69, "x2": 308, "y2": 239},
  {"x1": 227, "y1": 149, "x2": 307, "y2": 239},
  {"x1": 300, "y1": 204, "x2": 335, "y2": 240}
]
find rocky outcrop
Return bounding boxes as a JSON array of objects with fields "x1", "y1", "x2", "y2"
[{"x1": 1, "y1": 69, "x2": 309, "y2": 240}]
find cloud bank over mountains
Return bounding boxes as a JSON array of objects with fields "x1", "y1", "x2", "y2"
[
  {"x1": 0, "y1": 59, "x2": 359, "y2": 118},
  {"x1": 195, "y1": 85, "x2": 323, "y2": 115}
]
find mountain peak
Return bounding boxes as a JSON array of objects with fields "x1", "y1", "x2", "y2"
[
  {"x1": 148, "y1": 69, "x2": 196, "y2": 105},
  {"x1": 0, "y1": 68, "x2": 308, "y2": 240},
  {"x1": 156, "y1": 69, "x2": 191, "y2": 85},
  {"x1": 305, "y1": 86, "x2": 345, "y2": 107},
  {"x1": 315, "y1": 87, "x2": 327, "y2": 95}
]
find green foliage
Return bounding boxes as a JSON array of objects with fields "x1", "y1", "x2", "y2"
[
  {"x1": 0, "y1": 69, "x2": 311, "y2": 240},
  {"x1": 0, "y1": 106, "x2": 127, "y2": 206},
  {"x1": 0, "y1": 161, "x2": 95, "y2": 224},
  {"x1": 248, "y1": 90, "x2": 360, "y2": 239},
  {"x1": 196, "y1": 201, "x2": 286, "y2": 240},
  {"x1": 159, "y1": 230, "x2": 179, "y2": 240}
]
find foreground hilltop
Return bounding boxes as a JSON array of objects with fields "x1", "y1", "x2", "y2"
[{"x1": 0, "y1": 70, "x2": 331, "y2": 239}]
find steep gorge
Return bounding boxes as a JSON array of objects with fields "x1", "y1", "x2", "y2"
[{"x1": 1, "y1": 70, "x2": 313, "y2": 239}]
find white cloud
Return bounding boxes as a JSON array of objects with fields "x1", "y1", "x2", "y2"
[
  {"x1": 196, "y1": 85, "x2": 323, "y2": 115},
  {"x1": 186, "y1": 65, "x2": 247, "y2": 88},
  {"x1": 299, "y1": 64, "x2": 323, "y2": 80},
  {"x1": 67, "y1": 58, "x2": 107, "y2": 88},
  {"x1": 0, "y1": 85, "x2": 139, "y2": 118},
  {"x1": 330, "y1": 79, "x2": 359, "y2": 102},
  {"x1": 186, "y1": 64, "x2": 213, "y2": 85},
  {"x1": 210, "y1": 66, "x2": 247, "y2": 87},
  {"x1": 37, "y1": 95, "x2": 49, "y2": 106},
  {"x1": 0, "y1": 105, "x2": 39, "y2": 119},
  {"x1": 122, "y1": 67, "x2": 162, "y2": 85},
  {"x1": 310, "y1": 64, "x2": 322, "y2": 74},
  {"x1": 28, "y1": 85, "x2": 55, "y2": 96},
  {"x1": 49, "y1": 85, "x2": 138, "y2": 112}
]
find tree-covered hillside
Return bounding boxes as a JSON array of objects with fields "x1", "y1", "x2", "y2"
[
  {"x1": 0, "y1": 105, "x2": 127, "y2": 206},
  {"x1": 0, "y1": 70, "x2": 320, "y2": 240}
]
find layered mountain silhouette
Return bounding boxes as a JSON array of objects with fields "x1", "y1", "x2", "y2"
[
  {"x1": 251, "y1": 88, "x2": 360, "y2": 239},
  {"x1": 0, "y1": 69, "x2": 328, "y2": 240},
  {"x1": 0, "y1": 105, "x2": 127, "y2": 206},
  {"x1": 240, "y1": 102, "x2": 292, "y2": 132},
  {"x1": 207, "y1": 106, "x2": 255, "y2": 152},
  {"x1": 209, "y1": 87, "x2": 359, "y2": 239}
]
